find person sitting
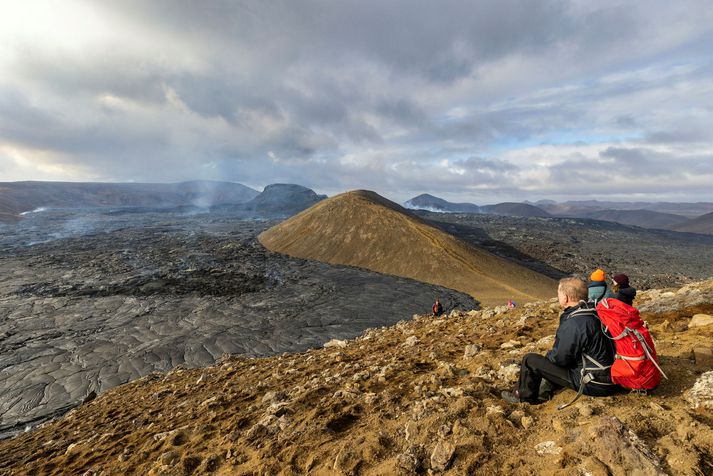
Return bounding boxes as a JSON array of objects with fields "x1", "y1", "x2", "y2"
[
  {"x1": 432, "y1": 298, "x2": 444, "y2": 317},
  {"x1": 501, "y1": 277, "x2": 617, "y2": 405},
  {"x1": 611, "y1": 273, "x2": 636, "y2": 306},
  {"x1": 587, "y1": 268, "x2": 613, "y2": 303}
]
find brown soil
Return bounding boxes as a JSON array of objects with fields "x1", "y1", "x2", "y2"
[
  {"x1": 259, "y1": 190, "x2": 556, "y2": 307},
  {"x1": 2, "y1": 280, "x2": 712, "y2": 475}
]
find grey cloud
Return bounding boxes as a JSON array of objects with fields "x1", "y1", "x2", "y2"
[
  {"x1": 454, "y1": 156, "x2": 518, "y2": 173},
  {"x1": 1, "y1": 1, "x2": 712, "y2": 201}
]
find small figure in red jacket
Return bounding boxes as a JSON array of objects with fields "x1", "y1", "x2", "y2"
[{"x1": 432, "y1": 298, "x2": 444, "y2": 317}]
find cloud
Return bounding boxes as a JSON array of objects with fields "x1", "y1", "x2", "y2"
[{"x1": 0, "y1": 1, "x2": 712, "y2": 202}]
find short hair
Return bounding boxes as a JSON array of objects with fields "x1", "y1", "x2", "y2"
[{"x1": 558, "y1": 277, "x2": 587, "y2": 301}]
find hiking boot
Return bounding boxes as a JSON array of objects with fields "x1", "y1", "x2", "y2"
[{"x1": 501, "y1": 390, "x2": 521, "y2": 404}]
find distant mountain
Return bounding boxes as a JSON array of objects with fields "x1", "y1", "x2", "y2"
[
  {"x1": 584, "y1": 209, "x2": 691, "y2": 230},
  {"x1": 538, "y1": 203, "x2": 692, "y2": 230},
  {"x1": 404, "y1": 194, "x2": 552, "y2": 218},
  {"x1": 0, "y1": 180, "x2": 259, "y2": 222},
  {"x1": 672, "y1": 212, "x2": 713, "y2": 235},
  {"x1": 404, "y1": 194, "x2": 480, "y2": 213},
  {"x1": 240, "y1": 184, "x2": 326, "y2": 217},
  {"x1": 559, "y1": 200, "x2": 713, "y2": 218},
  {"x1": 260, "y1": 190, "x2": 556, "y2": 306},
  {"x1": 480, "y1": 202, "x2": 551, "y2": 217}
]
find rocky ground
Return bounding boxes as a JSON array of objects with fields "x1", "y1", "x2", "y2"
[
  {"x1": 0, "y1": 209, "x2": 476, "y2": 438},
  {"x1": 1, "y1": 279, "x2": 712, "y2": 475},
  {"x1": 421, "y1": 212, "x2": 713, "y2": 289}
]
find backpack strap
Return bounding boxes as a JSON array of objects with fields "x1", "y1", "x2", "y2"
[{"x1": 558, "y1": 353, "x2": 614, "y2": 410}]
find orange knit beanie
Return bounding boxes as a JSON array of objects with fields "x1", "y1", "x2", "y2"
[{"x1": 590, "y1": 268, "x2": 606, "y2": 282}]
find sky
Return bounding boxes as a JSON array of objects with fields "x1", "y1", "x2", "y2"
[{"x1": 1, "y1": 0, "x2": 712, "y2": 204}]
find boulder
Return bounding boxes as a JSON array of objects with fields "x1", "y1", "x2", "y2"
[
  {"x1": 686, "y1": 371, "x2": 713, "y2": 410},
  {"x1": 430, "y1": 440, "x2": 456, "y2": 472},
  {"x1": 463, "y1": 344, "x2": 481, "y2": 358},
  {"x1": 570, "y1": 417, "x2": 666, "y2": 476},
  {"x1": 324, "y1": 339, "x2": 348, "y2": 348},
  {"x1": 692, "y1": 347, "x2": 713, "y2": 368},
  {"x1": 689, "y1": 314, "x2": 713, "y2": 328},
  {"x1": 534, "y1": 441, "x2": 561, "y2": 455}
]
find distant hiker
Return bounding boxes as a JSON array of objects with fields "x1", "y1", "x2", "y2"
[
  {"x1": 501, "y1": 277, "x2": 617, "y2": 405},
  {"x1": 587, "y1": 268, "x2": 613, "y2": 303},
  {"x1": 432, "y1": 298, "x2": 444, "y2": 317},
  {"x1": 611, "y1": 273, "x2": 636, "y2": 306},
  {"x1": 507, "y1": 299, "x2": 517, "y2": 309}
]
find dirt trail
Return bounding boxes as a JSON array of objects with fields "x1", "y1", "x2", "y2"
[{"x1": 1, "y1": 279, "x2": 712, "y2": 475}]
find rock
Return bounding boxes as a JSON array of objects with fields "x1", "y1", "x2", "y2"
[
  {"x1": 500, "y1": 339, "x2": 520, "y2": 349},
  {"x1": 200, "y1": 396, "x2": 219, "y2": 408},
  {"x1": 405, "y1": 336, "x2": 419, "y2": 346},
  {"x1": 404, "y1": 421, "x2": 418, "y2": 442},
  {"x1": 578, "y1": 403, "x2": 595, "y2": 418},
  {"x1": 692, "y1": 347, "x2": 713, "y2": 368},
  {"x1": 534, "y1": 441, "x2": 562, "y2": 455},
  {"x1": 521, "y1": 416, "x2": 534, "y2": 429},
  {"x1": 686, "y1": 371, "x2": 713, "y2": 410},
  {"x1": 244, "y1": 423, "x2": 269, "y2": 442},
  {"x1": 486, "y1": 405, "x2": 504, "y2": 417},
  {"x1": 262, "y1": 391, "x2": 288, "y2": 404},
  {"x1": 325, "y1": 339, "x2": 348, "y2": 348},
  {"x1": 576, "y1": 417, "x2": 666, "y2": 475},
  {"x1": 497, "y1": 364, "x2": 520, "y2": 382},
  {"x1": 440, "y1": 387, "x2": 464, "y2": 398},
  {"x1": 334, "y1": 445, "x2": 362, "y2": 475},
  {"x1": 430, "y1": 440, "x2": 456, "y2": 472},
  {"x1": 689, "y1": 314, "x2": 713, "y2": 328},
  {"x1": 159, "y1": 450, "x2": 180, "y2": 466},
  {"x1": 660, "y1": 291, "x2": 675, "y2": 298},
  {"x1": 580, "y1": 456, "x2": 610, "y2": 476},
  {"x1": 396, "y1": 445, "x2": 422, "y2": 472},
  {"x1": 463, "y1": 344, "x2": 481, "y2": 358},
  {"x1": 536, "y1": 335, "x2": 555, "y2": 349}
]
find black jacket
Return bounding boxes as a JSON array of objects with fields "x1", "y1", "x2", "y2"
[
  {"x1": 615, "y1": 286, "x2": 637, "y2": 306},
  {"x1": 546, "y1": 303, "x2": 616, "y2": 395}
]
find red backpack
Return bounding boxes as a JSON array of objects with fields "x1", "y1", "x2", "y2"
[{"x1": 595, "y1": 298, "x2": 667, "y2": 390}]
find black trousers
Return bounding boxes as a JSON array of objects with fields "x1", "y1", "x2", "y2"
[{"x1": 518, "y1": 353, "x2": 575, "y2": 403}]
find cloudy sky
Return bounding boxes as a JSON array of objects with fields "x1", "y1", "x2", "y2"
[{"x1": 1, "y1": 1, "x2": 712, "y2": 203}]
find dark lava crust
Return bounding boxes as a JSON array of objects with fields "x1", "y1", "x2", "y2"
[
  {"x1": 421, "y1": 211, "x2": 713, "y2": 289},
  {"x1": 0, "y1": 209, "x2": 477, "y2": 438}
]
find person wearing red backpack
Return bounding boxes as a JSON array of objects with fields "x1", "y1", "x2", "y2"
[
  {"x1": 502, "y1": 277, "x2": 618, "y2": 405},
  {"x1": 595, "y1": 276, "x2": 667, "y2": 392}
]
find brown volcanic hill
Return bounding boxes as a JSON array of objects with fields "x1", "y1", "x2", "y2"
[
  {"x1": 1, "y1": 280, "x2": 712, "y2": 475},
  {"x1": 258, "y1": 190, "x2": 556, "y2": 306},
  {"x1": 673, "y1": 211, "x2": 713, "y2": 235}
]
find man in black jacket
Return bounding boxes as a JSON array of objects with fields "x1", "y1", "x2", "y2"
[{"x1": 502, "y1": 277, "x2": 617, "y2": 405}]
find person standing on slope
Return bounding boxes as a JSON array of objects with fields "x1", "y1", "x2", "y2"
[
  {"x1": 432, "y1": 298, "x2": 444, "y2": 317},
  {"x1": 501, "y1": 277, "x2": 617, "y2": 404},
  {"x1": 611, "y1": 273, "x2": 636, "y2": 306}
]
